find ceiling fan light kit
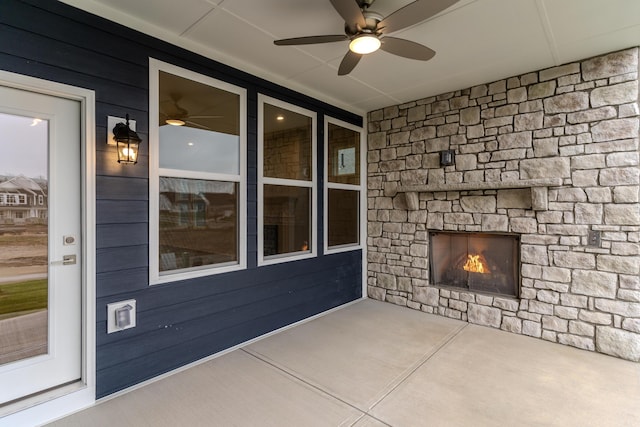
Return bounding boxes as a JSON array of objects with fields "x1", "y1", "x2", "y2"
[
  {"x1": 349, "y1": 34, "x2": 380, "y2": 54},
  {"x1": 165, "y1": 118, "x2": 186, "y2": 126},
  {"x1": 274, "y1": 0, "x2": 459, "y2": 75}
]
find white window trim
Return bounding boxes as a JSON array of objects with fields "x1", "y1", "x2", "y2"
[
  {"x1": 257, "y1": 94, "x2": 317, "y2": 266},
  {"x1": 324, "y1": 116, "x2": 365, "y2": 255},
  {"x1": 149, "y1": 58, "x2": 247, "y2": 285}
]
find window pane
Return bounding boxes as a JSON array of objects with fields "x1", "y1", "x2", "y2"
[
  {"x1": 159, "y1": 71, "x2": 240, "y2": 174},
  {"x1": 159, "y1": 177, "x2": 238, "y2": 272},
  {"x1": 159, "y1": 126, "x2": 239, "y2": 175},
  {"x1": 263, "y1": 103, "x2": 312, "y2": 181},
  {"x1": 263, "y1": 185, "x2": 310, "y2": 256},
  {"x1": 328, "y1": 123, "x2": 360, "y2": 185},
  {"x1": 328, "y1": 189, "x2": 359, "y2": 247}
]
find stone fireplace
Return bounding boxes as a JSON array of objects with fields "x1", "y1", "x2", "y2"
[
  {"x1": 366, "y1": 48, "x2": 640, "y2": 362},
  {"x1": 430, "y1": 231, "x2": 520, "y2": 298}
]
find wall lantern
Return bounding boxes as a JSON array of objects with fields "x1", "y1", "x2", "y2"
[
  {"x1": 109, "y1": 114, "x2": 142, "y2": 165},
  {"x1": 440, "y1": 149, "x2": 455, "y2": 167}
]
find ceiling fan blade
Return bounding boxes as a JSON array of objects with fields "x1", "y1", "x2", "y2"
[
  {"x1": 188, "y1": 115, "x2": 223, "y2": 119},
  {"x1": 380, "y1": 37, "x2": 436, "y2": 61},
  {"x1": 338, "y1": 50, "x2": 362, "y2": 76},
  {"x1": 329, "y1": 0, "x2": 366, "y2": 31},
  {"x1": 274, "y1": 35, "x2": 348, "y2": 46},
  {"x1": 378, "y1": 0, "x2": 459, "y2": 34},
  {"x1": 185, "y1": 120, "x2": 211, "y2": 130}
]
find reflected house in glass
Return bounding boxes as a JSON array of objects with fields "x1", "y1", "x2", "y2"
[
  {"x1": 0, "y1": 175, "x2": 48, "y2": 224},
  {"x1": 158, "y1": 177, "x2": 238, "y2": 271}
]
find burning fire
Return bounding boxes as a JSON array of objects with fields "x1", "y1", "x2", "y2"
[{"x1": 463, "y1": 254, "x2": 489, "y2": 274}]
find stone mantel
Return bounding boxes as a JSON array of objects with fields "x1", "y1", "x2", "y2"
[{"x1": 398, "y1": 178, "x2": 563, "y2": 211}]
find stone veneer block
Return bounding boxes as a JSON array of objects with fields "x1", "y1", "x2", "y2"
[
  {"x1": 405, "y1": 192, "x2": 419, "y2": 211},
  {"x1": 595, "y1": 326, "x2": 640, "y2": 361},
  {"x1": 571, "y1": 270, "x2": 618, "y2": 298},
  {"x1": 528, "y1": 81, "x2": 557, "y2": 99},
  {"x1": 531, "y1": 187, "x2": 548, "y2": 211},
  {"x1": 460, "y1": 106, "x2": 480, "y2": 125},
  {"x1": 591, "y1": 118, "x2": 639, "y2": 142},
  {"x1": 460, "y1": 196, "x2": 496, "y2": 213},
  {"x1": 582, "y1": 48, "x2": 638, "y2": 81},
  {"x1": 497, "y1": 189, "x2": 532, "y2": 209},
  {"x1": 567, "y1": 106, "x2": 617, "y2": 124},
  {"x1": 520, "y1": 158, "x2": 570, "y2": 179},
  {"x1": 543, "y1": 92, "x2": 589, "y2": 113},
  {"x1": 468, "y1": 304, "x2": 502, "y2": 328},
  {"x1": 591, "y1": 81, "x2": 638, "y2": 107}
]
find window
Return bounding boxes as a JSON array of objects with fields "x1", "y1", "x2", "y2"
[
  {"x1": 325, "y1": 118, "x2": 363, "y2": 253},
  {"x1": 149, "y1": 59, "x2": 246, "y2": 284},
  {"x1": 258, "y1": 95, "x2": 316, "y2": 264}
]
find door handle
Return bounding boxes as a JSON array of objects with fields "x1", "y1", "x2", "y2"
[{"x1": 51, "y1": 255, "x2": 77, "y2": 266}]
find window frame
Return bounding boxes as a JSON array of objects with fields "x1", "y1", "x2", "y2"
[
  {"x1": 324, "y1": 116, "x2": 365, "y2": 254},
  {"x1": 149, "y1": 58, "x2": 247, "y2": 285},
  {"x1": 257, "y1": 94, "x2": 317, "y2": 266}
]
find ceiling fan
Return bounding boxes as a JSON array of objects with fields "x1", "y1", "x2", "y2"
[
  {"x1": 160, "y1": 94, "x2": 222, "y2": 129},
  {"x1": 274, "y1": 0, "x2": 459, "y2": 75}
]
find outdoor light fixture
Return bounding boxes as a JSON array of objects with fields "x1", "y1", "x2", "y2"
[
  {"x1": 440, "y1": 149, "x2": 455, "y2": 166},
  {"x1": 349, "y1": 34, "x2": 381, "y2": 54},
  {"x1": 112, "y1": 114, "x2": 142, "y2": 165}
]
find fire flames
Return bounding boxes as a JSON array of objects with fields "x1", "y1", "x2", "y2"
[{"x1": 463, "y1": 254, "x2": 489, "y2": 274}]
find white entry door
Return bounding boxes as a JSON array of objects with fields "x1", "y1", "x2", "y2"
[{"x1": 0, "y1": 85, "x2": 82, "y2": 404}]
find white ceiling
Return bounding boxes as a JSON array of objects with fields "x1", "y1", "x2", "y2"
[{"x1": 61, "y1": 0, "x2": 640, "y2": 115}]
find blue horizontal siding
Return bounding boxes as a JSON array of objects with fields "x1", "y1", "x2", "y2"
[{"x1": 2, "y1": 0, "x2": 364, "y2": 399}]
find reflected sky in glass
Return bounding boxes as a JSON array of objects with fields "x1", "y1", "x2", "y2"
[
  {"x1": 159, "y1": 125, "x2": 239, "y2": 175},
  {"x1": 0, "y1": 113, "x2": 47, "y2": 178}
]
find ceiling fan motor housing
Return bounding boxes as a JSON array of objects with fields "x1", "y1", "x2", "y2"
[
  {"x1": 346, "y1": 10, "x2": 383, "y2": 36},
  {"x1": 357, "y1": 0, "x2": 376, "y2": 8}
]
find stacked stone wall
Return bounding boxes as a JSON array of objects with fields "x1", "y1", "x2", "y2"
[{"x1": 367, "y1": 48, "x2": 640, "y2": 361}]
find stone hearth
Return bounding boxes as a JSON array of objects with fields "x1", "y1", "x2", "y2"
[{"x1": 366, "y1": 48, "x2": 640, "y2": 362}]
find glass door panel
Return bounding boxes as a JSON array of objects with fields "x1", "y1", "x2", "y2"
[{"x1": 0, "y1": 112, "x2": 49, "y2": 366}]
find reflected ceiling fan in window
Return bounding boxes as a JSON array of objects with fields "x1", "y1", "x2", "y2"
[
  {"x1": 274, "y1": 0, "x2": 459, "y2": 75},
  {"x1": 160, "y1": 94, "x2": 222, "y2": 130}
]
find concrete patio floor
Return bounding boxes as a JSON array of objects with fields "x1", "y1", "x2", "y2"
[{"x1": 49, "y1": 299, "x2": 640, "y2": 426}]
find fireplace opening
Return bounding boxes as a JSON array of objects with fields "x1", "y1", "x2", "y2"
[{"x1": 429, "y1": 232, "x2": 520, "y2": 298}]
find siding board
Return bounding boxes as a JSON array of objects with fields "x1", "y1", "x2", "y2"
[
  {"x1": 3, "y1": 0, "x2": 364, "y2": 398},
  {"x1": 97, "y1": 223, "x2": 148, "y2": 249},
  {"x1": 97, "y1": 245, "x2": 148, "y2": 273},
  {"x1": 96, "y1": 267, "x2": 149, "y2": 298},
  {"x1": 96, "y1": 200, "x2": 148, "y2": 224},
  {"x1": 96, "y1": 176, "x2": 148, "y2": 200},
  {"x1": 0, "y1": 26, "x2": 146, "y2": 88}
]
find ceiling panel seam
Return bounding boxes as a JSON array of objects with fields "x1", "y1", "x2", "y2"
[{"x1": 535, "y1": 0, "x2": 560, "y2": 65}]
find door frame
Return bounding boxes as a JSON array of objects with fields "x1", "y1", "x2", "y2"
[{"x1": 0, "y1": 70, "x2": 96, "y2": 426}]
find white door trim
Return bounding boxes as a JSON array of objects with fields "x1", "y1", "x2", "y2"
[{"x1": 0, "y1": 70, "x2": 96, "y2": 426}]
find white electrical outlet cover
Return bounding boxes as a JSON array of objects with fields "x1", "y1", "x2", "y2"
[{"x1": 107, "y1": 299, "x2": 137, "y2": 333}]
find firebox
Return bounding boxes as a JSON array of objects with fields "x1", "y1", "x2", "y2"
[{"x1": 429, "y1": 232, "x2": 520, "y2": 298}]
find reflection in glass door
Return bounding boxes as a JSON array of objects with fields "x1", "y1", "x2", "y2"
[{"x1": 0, "y1": 112, "x2": 49, "y2": 366}]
